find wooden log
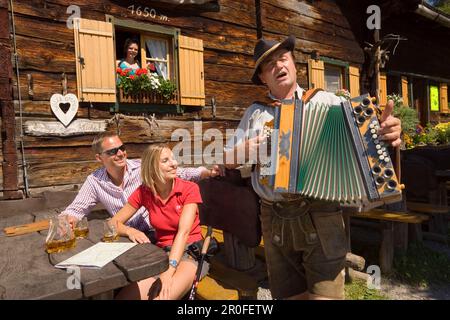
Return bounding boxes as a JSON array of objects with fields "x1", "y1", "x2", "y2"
[
  {"x1": 379, "y1": 221, "x2": 394, "y2": 274},
  {"x1": 15, "y1": 34, "x2": 75, "y2": 73},
  {"x1": 22, "y1": 161, "x2": 102, "y2": 188},
  {"x1": 223, "y1": 231, "x2": 256, "y2": 271},
  {"x1": 261, "y1": 0, "x2": 351, "y2": 29},
  {"x1": 24, "y1": 119, "x2": 107, "y2": 137},
  {"x1": 262, "y1": 31, "x2": 364, "y2": 65},
  {"x1": 13, "y1": 71, "x2": 77, "y2": 101},
  {"x1": 14, "y1": 100, "x2": 113, "y2": 119},
  {"x1": 347, "y1": 268, "x2": 370, "y2": 282}
]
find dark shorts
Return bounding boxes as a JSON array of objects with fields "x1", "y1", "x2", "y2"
[{"x1": 260, "y1": 199, "x2": 347, "y2": 299}]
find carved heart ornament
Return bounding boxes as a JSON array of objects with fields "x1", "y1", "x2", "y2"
[{"x1": 50, "y1": 93, "x2": 79, "y2": 127}]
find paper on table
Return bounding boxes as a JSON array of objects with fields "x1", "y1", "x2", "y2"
[{"x1": 55, "y1": 242, "x2": 137, "y2": 269}]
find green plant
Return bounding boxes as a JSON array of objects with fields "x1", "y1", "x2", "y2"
[
  {"x1": 388, "y1": 94, "x2": 419, "y2": 136},
  {"x1": 158, "y1": 76, "x2": 177, "y2": 100},
  {"x1": 393, "y1": 242, "x2": 450, "y2": 287},
  {"x1": 344, "y1": 279, "x2": 388, "y2": 300}
]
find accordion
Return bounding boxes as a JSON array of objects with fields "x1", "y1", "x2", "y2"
[{"x1": 259, "y1": 92, "x2": 403, "y2": 207}]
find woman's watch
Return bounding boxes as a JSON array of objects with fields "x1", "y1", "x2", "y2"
[{"x1": 169, "y1": 259, "x2": 178, "y2": 269}]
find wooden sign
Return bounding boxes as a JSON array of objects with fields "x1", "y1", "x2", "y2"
[
  {"x1": 24, "y1": 119, "x2": 107, "y2": 137},
  {"x1": 50, "y1": 93, "x2": 79, "y2": 126}
]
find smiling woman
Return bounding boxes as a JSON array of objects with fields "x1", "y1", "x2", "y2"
[{"x1": 111, "y1": 144, "x2": 208, "y2": 300}]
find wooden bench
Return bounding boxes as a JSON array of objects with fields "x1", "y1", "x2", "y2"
[
  {"x1": 349, "y1": 209, "x2": 429, "y2": 273},
  {"x1": 197, "y1": 227, "x2": 258, "y2": 300},
  {"x1": 406, "y1": 201, "x2": 449, "y2": 244}
]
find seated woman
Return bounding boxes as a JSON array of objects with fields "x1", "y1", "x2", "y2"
[
  {"x1": 112, "y1": 144, "x2": 206, "y2": 300},
  {"x1": 117, "y1": 38, "x2": 141, "y2": 76}
]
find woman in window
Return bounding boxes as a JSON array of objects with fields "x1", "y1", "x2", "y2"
[
  {"x1": 117, "y1": 38, "x2": 141, "y2": 76},
  {"x1": 112, "y1": 144, "x2": 207, "y2": 300}
]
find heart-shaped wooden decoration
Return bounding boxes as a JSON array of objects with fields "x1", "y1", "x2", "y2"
[{"x1": 50, "y1": 93, "x2": 79, "y2": 127}]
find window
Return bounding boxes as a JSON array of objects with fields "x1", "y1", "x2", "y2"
[
  {"x1": 308, "y1": 58, "x2": 360, "y2": 97},
  {"x1": 142, "y1": 35, "x2": 171, "y2": 80},
  {"x1": 324, "y1": 64, "x2": 344, "y2": 92},
  {"x1": 73, "y1": 17, "x2": 205, "y2": 108}
]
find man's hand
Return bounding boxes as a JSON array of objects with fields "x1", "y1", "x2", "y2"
[
  {"x1": 378, "y1": 99, "x2": 402, "y2": 147},
  {"x1": 61, "y1": 214, "x2": 79, "y2": 230},
  {"x1": 126, "y1": 227, "x2": 150, "y2": 244},
  {"x1": 200, "y1": 165, "x2": 222, "y2": 179}
]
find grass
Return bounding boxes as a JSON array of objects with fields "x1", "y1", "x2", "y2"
[
  {"x1": 393, "y1": 241, "x2": 450, "y2": 288},
  {"x1": 345, "y1": 279, "x2": 388, "y2": 300}
]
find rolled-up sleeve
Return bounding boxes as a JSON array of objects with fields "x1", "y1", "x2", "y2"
[{"x1": 176, "y1": 167, "x2": 205, "y2": 182}]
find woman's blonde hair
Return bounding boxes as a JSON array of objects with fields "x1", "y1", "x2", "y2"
[{"x1": 141, "y1": 144, "x2": 170, "y2": 194}]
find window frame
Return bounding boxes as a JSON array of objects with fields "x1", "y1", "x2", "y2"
[
  {"x1": 106, "y1": 15, "x2": 182, "y2": 112},
  {"x1": 320, "y1": 57, "x2": 350, "y2": 92},
  {"x1": 140, "y1": 33, "x2": 172, "y2": 80}
]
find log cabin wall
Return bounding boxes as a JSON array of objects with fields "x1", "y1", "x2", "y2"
[
  {"x1": 338, "y1": 0, "x2": 450, "y2": 125},
  {"x1": 1, "y1": 0, "x2": 364, "y2": 199},
  {"x1": 260, "y1": 0, "x2": 364, "y2": 89}
]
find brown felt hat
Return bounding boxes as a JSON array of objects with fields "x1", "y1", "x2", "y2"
[{"x1": 251, "y1": 35, "x2": 296, "y2": 85}]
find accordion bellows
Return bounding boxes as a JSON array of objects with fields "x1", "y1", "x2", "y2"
[{"x1": 260, "y1": 94, "x2": 403, "y2": 206}]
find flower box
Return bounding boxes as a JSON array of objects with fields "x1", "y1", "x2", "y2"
[{"x1": 118, "y1": 87, "x2": 178, "y2": 105}]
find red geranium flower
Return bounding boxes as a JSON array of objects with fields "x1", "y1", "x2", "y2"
[
  {"x1": 116, "y1": 67, "x2": 122, "y2": 74},
  {"x1": 136, "y1": 68, "x2": 148, "y2": 76},
  {"x1": 129, "y1": 75, "x2": 135, "y2": 80},
  {"x1": 147, "y1": 63, "x2": 156, "y2": 72}
]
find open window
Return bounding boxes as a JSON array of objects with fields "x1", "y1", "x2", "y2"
[{"x1": 73, "y1": 17, "x2": 205, "y2": 112}]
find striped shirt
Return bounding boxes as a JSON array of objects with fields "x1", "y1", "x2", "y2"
[{"x1": 61, "y1": 159, "x2": 205, "y2": 232}]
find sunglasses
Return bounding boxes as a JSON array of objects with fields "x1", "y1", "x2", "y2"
[{"x1": 101, "y1": 144, "x2": 126, "y2": 156}]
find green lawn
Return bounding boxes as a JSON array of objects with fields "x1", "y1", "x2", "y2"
[{"x1": 345, "y1": 279, "x2": 388, "y2": 300}]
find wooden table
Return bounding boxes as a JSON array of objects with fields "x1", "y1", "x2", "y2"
[{"x1": 0, "y1": 218, "x2": 168, "y2": 300}]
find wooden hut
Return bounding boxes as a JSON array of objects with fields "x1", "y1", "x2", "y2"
[
  {"x1": 0, "y1": 0, "x2": 365, "y2": 200},
  {"x1": 338, "y1": 0, "x2": 450, "y2": 125}
]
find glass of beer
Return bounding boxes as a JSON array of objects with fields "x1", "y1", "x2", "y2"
[
  {"x1": 45, "y1": 216, "x2": 76, "y2": 253},
  {"x1": 102, "y1": 218, "x2": 119, "y2": 242},
  {"x1": 74, "y1": 217, "x2": 89, "y2": 239}
]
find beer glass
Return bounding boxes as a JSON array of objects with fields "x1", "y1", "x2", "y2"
[
  {"x1": 45, "y1": 215, "x2": 76, "y2": 253},
  {"x1": 74, "y1": 217, "x2": 89, "y2": 239},
  {"x1": 102, "y1": 218, "x2": 119, "y2": 242}
]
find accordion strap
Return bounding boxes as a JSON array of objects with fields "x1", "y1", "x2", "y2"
[{"x1": 301, "y1": 88, "x2": 323, "y2": 104}]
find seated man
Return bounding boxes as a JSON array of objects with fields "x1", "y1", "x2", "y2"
[{"x1": 60, "y1": 132, "x2": 218, "y2": 242}]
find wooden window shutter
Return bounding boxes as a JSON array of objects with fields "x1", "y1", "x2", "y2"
[
  {"x1": 178, "y1": 35, "x2": 205, "y2": 106},
  {"x1": 348, "y1": 66, "x2": 360, "y2": 98},
  {"x1": 378, "y1": 72, "x2": 387, "y2": 106},
  {"x1": 401, "y1": 76, "x2": 409, "y2": 106},
  {"x1": 74, "y1": 18, "x2": 116, "y2": 103},
  {"x1": 308, "y1": 59, "x2": 324, "y2": 89},
  {"x1": 440, "y1": 83, "x2": 448, "y2": 113}
]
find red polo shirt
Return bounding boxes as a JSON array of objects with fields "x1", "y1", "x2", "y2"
[{"x1": 128, "y1": 178, "x2": 203, "y2": 248}]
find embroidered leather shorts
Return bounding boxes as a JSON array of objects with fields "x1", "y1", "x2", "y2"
[{"x1": 260, "y1": 199, "x2": 348, "y2": 299}]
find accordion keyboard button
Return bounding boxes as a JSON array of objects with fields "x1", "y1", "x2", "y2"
[
  {"x1": 372, "y1": 134, "x2": 378, "y2": 139},
  {"x1": 376, "y1": 144, "x2": 381, "y2": 150}
]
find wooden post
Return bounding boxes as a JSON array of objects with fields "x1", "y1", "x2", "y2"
[
  {"x1": 379, "y1": 221, "x2": 394, "y2": 274},
  {"x1": 393, "y1": 222, "x2": 408, "y2": 254},
  {"x1": 0, "y1": 0, "x2": 21, "y2": 199},
  {"x1": 374, "y1": 29, "x2": 381, "y2": 105}
]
